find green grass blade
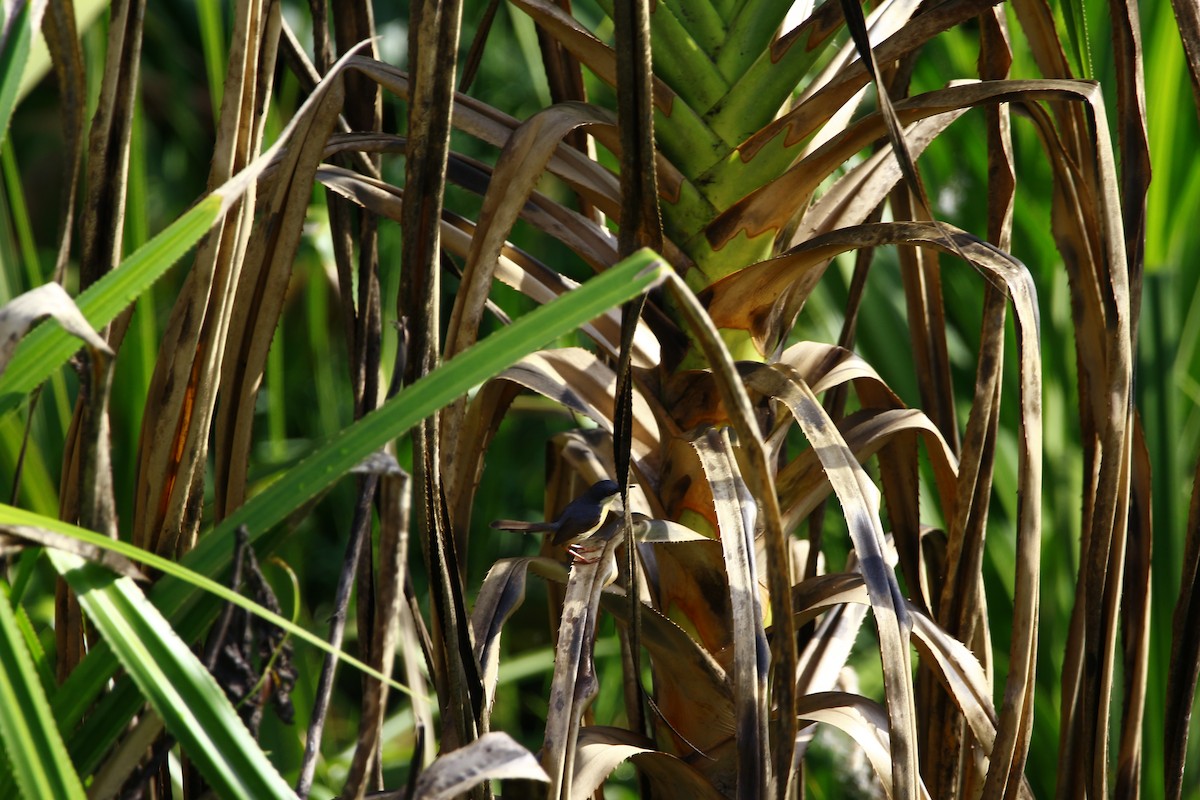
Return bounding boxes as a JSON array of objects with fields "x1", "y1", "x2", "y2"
[
  {"x1": 0, "y1": 584, "x2": 87, "y2": 800},
  {"x1": 191, "y1": 248, "x2": 669, "y2": 573},
  {"x1": 0, "y1": 41, "x2": 363, "y2": 420},
  {"x1": 43, "y1": 549, "x2": 295, "y2": 800},
  {"x1": 0, "y1": 1, "x2": 41, "y2": 148},
  {"x1": 50, "y1": 247, "x2": 670, "y2": 770},
  {"x1": 1060, "y1": 0, "x2": 1094, "y2": 78},
  {"x1": 8, "y1": 592, "x2": 54, "y2": 693},
  {"x1": 0, "y1": 505, "x2": 414, "y2": 693},
  {"x1": 0, "y1": 194, "x2": 222, "y2": 417},
  {"x1": 1, "y1": 138, "x2": 38, "y2": 280},
  {"x1": 196, "y1": 0, "x2": 226, "y2": 122}
]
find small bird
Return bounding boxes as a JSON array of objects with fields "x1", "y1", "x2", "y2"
[{"x1": 490, "y1": 480, "x2": 623, "y2": 562}]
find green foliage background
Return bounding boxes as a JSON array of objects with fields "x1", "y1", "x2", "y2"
[{"x1": 2, "y1": 0, "x2": 1199, "y2": 797}]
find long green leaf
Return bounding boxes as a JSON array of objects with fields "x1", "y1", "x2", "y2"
[
  {"x1": 0, "y1": 1, "x2": 44, "y2": 148},
  {"x1": 0, "y1": 194, "x2": 222, "y2": 417},
  {"x1": 0, "y1": 41, "x2": 368, "y2": 419},
  {"x1": 185, "y1": 249, "x2": 668, "y2": 584},
  {"x1": 0, "y1": 585, "x2": 86, "y2": 800},
  {"x1": 44, "y1": 549, "x2": 294, "y2": 800},
  {"x1": 0, "y1": 507, "x2": 410, "y2": 693},
  {"x1": 1060, "y1": 0, "x2": 1094, "y2": 78},
  {"x1": 50, "y1": 247, "x2": 669, "y2": 774}
]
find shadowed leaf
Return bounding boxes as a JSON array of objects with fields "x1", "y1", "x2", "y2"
[{"x1": 411, "y1": 732, "x2": 549, "y2": 799}]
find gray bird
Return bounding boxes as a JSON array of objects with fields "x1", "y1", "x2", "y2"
[{"x1": 490, "y1": 479, "x2": 623, "y2": 561}]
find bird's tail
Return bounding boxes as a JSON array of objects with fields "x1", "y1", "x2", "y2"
[{"x1": 490, "y1": 520, "x2": 555, "y2": 533}]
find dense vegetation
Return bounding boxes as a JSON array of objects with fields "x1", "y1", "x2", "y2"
[{"x1": 2, "y1": 0, "x2": 1200, "y2": 798}]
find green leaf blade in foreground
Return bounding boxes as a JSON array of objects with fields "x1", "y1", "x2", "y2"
[
  {"x1": 0, "y1": 586, "x2": 87, "y2": 800},
  {"x1": 198, "y1": 248, "x2": 669, "y2": 568},
  {"x1": 0, "y1": 1, "x2": 39, "y2": 148},
  {"x1": 1, "y1": 41, "x2": 361, "y2": 419},
  {"x1": 44, "y1": 549, "x2": 294, "y2": 800},
  {"x1": 48, "y1": 247, "x2": 669, "y2": 770},
  {"x1": 0, "y1": 194, "x2": 223, "y2": 418},
  {"x1": 0, "y1": 506, "x2": 409, "y2": 691}
]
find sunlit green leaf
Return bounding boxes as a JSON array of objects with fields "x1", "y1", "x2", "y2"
[{"x1": 0, "y1": 584, "x2": 86, "y2": 800}]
